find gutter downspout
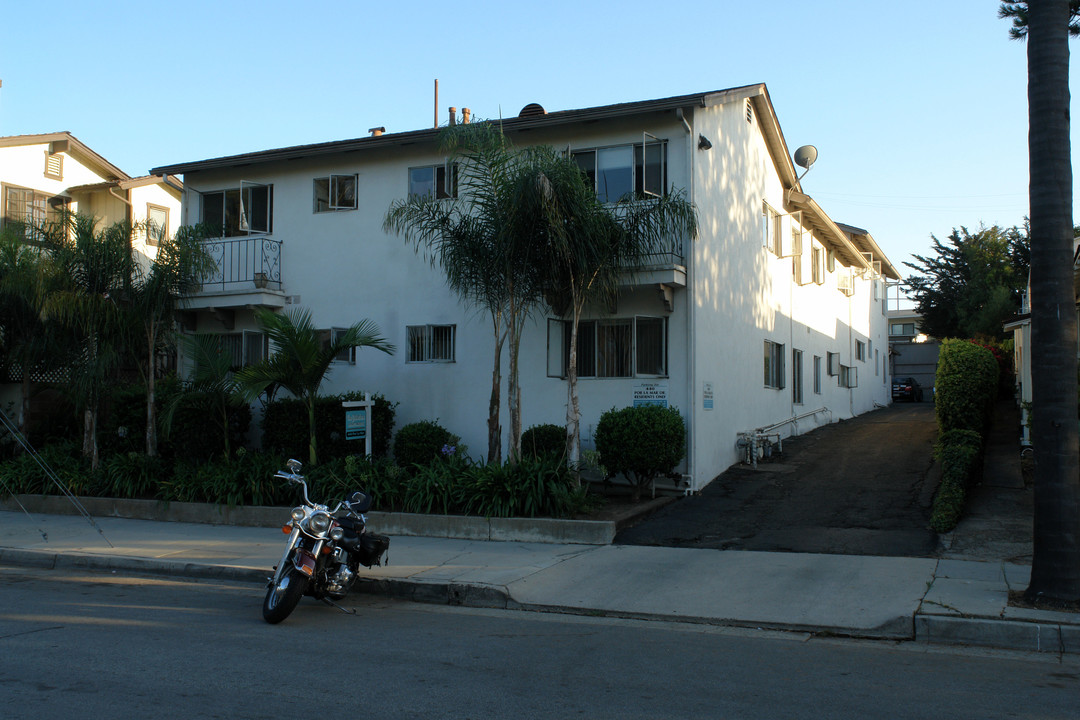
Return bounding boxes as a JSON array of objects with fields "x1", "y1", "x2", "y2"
[
  {"x1": 108, "y1": 184, "x2": 133, "y2": 226},
  {"x1": 676, "y1": 107, "x2": 696, "y2": 493}
]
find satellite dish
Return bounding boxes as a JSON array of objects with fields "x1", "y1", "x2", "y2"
[{"x1": 794, "y1": 145, "x2": 818, "y2": 171}]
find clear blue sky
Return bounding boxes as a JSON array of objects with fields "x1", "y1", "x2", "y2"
[{"x1": 1, "y1": 0, "x2": 1073, "y2": 296}]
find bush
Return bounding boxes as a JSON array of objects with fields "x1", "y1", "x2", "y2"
[
  {"x1": 456, "y1": 454, "x2": 597, "y2": 518},
  {"x1": 393, "y1": 420, "x2": 460, "y2": 469},
  {"x1": 261, "y1": 392, "x2": 396, "y2": 462},
  {"x1": 0, "y1": 441, "x2": 91, "y2": 496},
  {"x1": 594, "y1": 405, "x2": 686, "y2": 501},
  {"x1": 520, "y1": 423, "x2": 566, "y2": 460},
  {"x1": 935, "y1": 339, "x2": 999, "y2": 434},
  {"x1": 929, "y1": 429, "x2": 983, "y2": 533},
  {"x1": 156, "y1": 374, "x2": 251, "y2": 462},
  {"x1": 159, "y1": 449, "x2": 289, "y2": 506}
]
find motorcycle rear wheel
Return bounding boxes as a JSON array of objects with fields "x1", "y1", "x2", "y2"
[{"x1": 262, "y1": 568, "x2": 307, "y2": 624}]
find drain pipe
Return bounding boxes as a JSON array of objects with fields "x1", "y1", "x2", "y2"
[{"x1": 677, "y1": 106, "x2": 697, "y2": 493}]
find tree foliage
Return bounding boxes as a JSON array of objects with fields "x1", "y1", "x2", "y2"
[
  {"x1": 999, "y1": 1, "x2": 1080, "y2": 39},
  {"x1": 903, "y1": 225, "x2": 1029, "y2": 340}
]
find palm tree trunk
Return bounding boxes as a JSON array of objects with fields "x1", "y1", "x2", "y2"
[
  {"x1": 1026, "y1": 0, "x2": 1080, "y2": 602},
  {"x1": 565, "y1": 298, "x2": 583, "y2": 480},
  {"x1": 488, "y1": 324, "x2": 504, "y2": 465},
  {"x1": 507, "y1": 306, "x2": 525, "y2": 464},
  {"x1": 145, "y1": 323, "x2": 157, "y2": 457},
  {"x1": 19, "y1": 371, "x2": 31, "y2": 444},
  {"x1": 307, "y1": 397, "x2": 318, "y2": 466}
]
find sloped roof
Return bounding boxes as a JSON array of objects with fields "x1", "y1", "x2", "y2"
[{"x1": 0, "y1": 132, "x2": 129, "y2": 181}]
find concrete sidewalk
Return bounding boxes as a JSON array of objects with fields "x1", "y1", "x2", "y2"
[{"x1": 1, "y1": 509, "x2": 1076, "y2": 655}]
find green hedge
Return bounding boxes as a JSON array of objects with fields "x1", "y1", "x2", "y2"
[
  {"x1": 261, "y1": 391, "x2": 396, "y2": 462},
  {"x1": 935, "y1": 339, "x2": 999, "y2": 434},
  {"x1": 930, "y1": 429, "x2": 984, "y2": 533},
  {"x1": 520, "y1": 423, "x2": 565, "y2": 460},
  {"x1": 392, "y1": 419, "x2": 459, "y2": 468},
  {"x1": 595, "y1": 405, "x2": 686, "y2": 501}
]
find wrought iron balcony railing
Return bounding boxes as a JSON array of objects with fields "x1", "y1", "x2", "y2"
[{"x1": 196, "y1": 235, "x2": 282, "y2": 292}]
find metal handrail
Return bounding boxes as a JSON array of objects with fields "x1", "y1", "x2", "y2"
[{"x1": 195, "y1": 235, "x2": 282, "y2": 292}]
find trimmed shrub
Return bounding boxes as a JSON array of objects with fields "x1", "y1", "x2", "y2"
[
  {"x1": 929, "y1": 429, "x2": 983, "y2": 533},
  {"x1": 520, "y1": 423, "x2": 565, "y2": 460},
  {"x1": 935, "y1": 339, "x2": 999, "y2": 434},
  {"x1": 261, "y1": 392, "x2": 397, "y2": 462},
  {"x1": 392, "y1": 420, "x2": 460, "y2": 469},
  {"x1": 156, "y1": 374, "x2": 251, "y2": 462},
  {"x1": 595, "y1": 405, "x2": 686, "y2": 501}
]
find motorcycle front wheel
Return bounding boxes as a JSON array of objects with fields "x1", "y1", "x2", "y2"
[{"x1": 262, "y1": 568, "x2": 307, "y2": 624}]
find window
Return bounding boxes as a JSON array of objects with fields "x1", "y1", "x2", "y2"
[
  {"x1": 2, "y1": 184, "x2": 69, "y2": 235},
  {"x1": 856, "y1": 340, "x2": 866, "y2": 362},
  {"x1": 813, "y1": 355, "x2": 822, "y2": 394},
  {"x1": 200, "y1": 331, "x2": 267, "y2": 370},
  {"x1": 791, "y1": 228, "x2": 803, "y2": 284},
  {"x1": 827, "y1": 351, "x2": 840, "y2": 377},
  {"x1": 811, "y1": 245, "x2": 824, "y2": 284},
  {"x1": 827, "y1": 249, "x2": 836, "y2": 273},
  {"x1": 764, "y1": 340, "x2": 785, "y2": 389},
  {"x1": 548, "y1": 316, "x2": 667, "y2": 378},
  {"x1": 890, "y1": 322, "x2": 916, "y2": 336},
  {"x1": 408, "y1": 164, "x2": 457, "y2": 199},
  {"x1": 839, "y1": 364, "x2": 858, "y2": 389},
  {"x1": 314, "y1": 174, "x2": 357, "y2": 212},
  {"x1": 762, "y1": 202, "x2": 782, "y2": 256},
  {"x1": 44, "y1": 152, "x2": 63, "y2": 180},
  {"x1": 201, "y1": 183, "x2": 273, "y2": 237},
  {"x1": 571, "y1": 139, "x2": 667, "y2": 202},
  {"x1": 319, "y1": 328, "x2": 357, "y2": 364},
  {"x1": 792, "y1": 348, "x2": 804, "y2": 404},
  {"x1": 875, "y1": 348, "x2": 880, "y2": 377},
  {"x1": 146, "y1": 204, "x2": 168, "y2": 246},
  {"x1": 407, "y1": 324, "x2": 456, "y2": 363}
]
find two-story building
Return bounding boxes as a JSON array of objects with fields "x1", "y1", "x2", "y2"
[{"x1": 153, "y1": 83, "x2": 900, "y2": 491}]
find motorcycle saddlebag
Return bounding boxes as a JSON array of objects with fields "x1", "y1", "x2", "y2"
[{"x1": 357, "y1": 533, "x2": 390, "y2": 567}]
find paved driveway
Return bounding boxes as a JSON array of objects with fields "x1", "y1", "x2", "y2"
[{"x1": 615, "y1": 403, "x2": 941, "y2": 557}]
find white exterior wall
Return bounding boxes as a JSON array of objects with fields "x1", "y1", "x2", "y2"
[
  {"x1": 0, "y1": 141, "x2": 115, "y2": 218},
  {"x1": 129, "y1": 182, "x2": 182, "y2": 261},
  {"x1": 174, "y1": 93, "x2": 892, "y2": 489}
]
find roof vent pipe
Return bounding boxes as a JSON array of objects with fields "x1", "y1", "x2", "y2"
[
  {"x1": 448, "y1": 107, "x2": 457, "y2": 126},
  {"x1": 462, "y1": 107, "x2": 471, "y2": 124},
  {"x1": 368, "y1": 127, "x2": 385, "y2": 137}
]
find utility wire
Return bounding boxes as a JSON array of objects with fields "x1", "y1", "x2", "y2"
[{"x1": 0, "y1": 408, "x2": 113, "y2": 548}]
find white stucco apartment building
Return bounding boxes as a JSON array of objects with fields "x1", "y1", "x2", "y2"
[{"x1": 152, "y1": 83, "x2": 900, "y2": 491}]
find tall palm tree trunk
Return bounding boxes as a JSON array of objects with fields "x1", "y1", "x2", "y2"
[
  {"x1": 488, "y1": 328, "x2": 504, "y2": 465},
  {"x1": 1026, "y1": 0, "x2": 1080, "y2": 602}
]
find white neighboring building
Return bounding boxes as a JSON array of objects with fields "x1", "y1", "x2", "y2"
[
  {"x1": 153, "y1": 84, "x2": 900, "y2": 491},
  {"x1": 0, "y1": 132, "x2": 183, "y2": 262}
]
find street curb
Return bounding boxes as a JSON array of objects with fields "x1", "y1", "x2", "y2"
[
  {"x1": 1, "y1": 495, "x2": 633, "y2": 546},
  {"x1": 916, "y1": 614, "x2": 1078, "y2": 655}
]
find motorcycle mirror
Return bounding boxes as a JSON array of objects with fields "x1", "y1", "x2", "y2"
[
  {"x1": 348, "y1": 491, "x2": 372, "y2": 513},
  {"x1": 286, "y1": 458, "x2": 303, "y2": 474}
]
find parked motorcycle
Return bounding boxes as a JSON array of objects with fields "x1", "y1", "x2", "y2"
[{"x1": 263, "y1": 458, "x2": 390, "y2": 624}]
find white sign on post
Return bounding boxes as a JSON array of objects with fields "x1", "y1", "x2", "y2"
[{"x1": 342, "y1": 393, "x2": 374, "y2": 457}]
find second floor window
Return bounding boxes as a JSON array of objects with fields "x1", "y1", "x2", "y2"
[
  {"x1": 201, "y1": 183, "x2": 273, "y2": 237},
  {"x1": 2, "y1": 184, "x2": 68, "y2": 236},
  {"x1": 314, "y1": 174, "x2": 357, "y2": 212},
  {"x1": 572, "y1": 139, "x2": 667, "y2": 203},
  {"x1": 147, "y1": 204, "x2": 168, "y2": 246},
  {"x1": 407, "y1": 324, "x2": 456, "y2": 362},
  {"x1": 408, "y1": 164, "x2": 457, "y2": 200}
]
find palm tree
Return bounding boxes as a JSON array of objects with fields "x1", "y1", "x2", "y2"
[
  {"x1": 1006, "y1": 0, "x2": 1080, "y2": 603},
  {"x1": 385, "y1": 123, "x2": 539, "y2": 463},
  {"x1": 165, "y1": 332, "x2": 249, "y2": 459},
  {"x1": 126, "y1": 224, "x2": 215, "y2": 457},
  {"x1": 235, "y1": 307, "x2": 394, "y2": 465},
  {"x1": 41, "y1": 214, "x2": 135, "y2": 470},
  {"x1": 0, "y1": 225, "x2": 65, "y2": 440},
  {"x1": 513, "y1": 148, "x2": 698, "y2": 468}
]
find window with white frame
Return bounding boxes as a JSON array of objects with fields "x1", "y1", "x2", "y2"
[
  {"x1": 408, "y1": 164, "x2": 457, "y2": 199},
  {"x1": 792, "y1": 227, "x2": 804, "y2": 284},
  {"x1": 856, "y1": 340, "x2": 866, "y2": 362},
  {"x1": 200, "y1": 183, "x2": 272, "y2": 237},
  {"x1": 146, "y1": 204, "x2": 168, "y2": 246},
  {"x1": 547, "y1": 316, "x2": 667, "y2": 378},
  {"x1": 792, "y1": 348, "x2": 804, "y2": 404},
  {"x1": 571, "y1": 138, "x2": 667, "y2": 202},
  {"x1": 839, "y1": 364, "x2": 858, "y2": 388},
  {"x1": 764, "y1": 340, "x2": 785, "y2": 389},
  {"x1": 811, "y1": 245, "x2": 824, "y2": 284},
  {"x1": 827, "y1": 351, "x2": 840, "y2": 376},
  {"x1": 200, "y1": 331, "x2": 267, "y2": 370},
  {"x1": 813, "y1": 355, "x2": 822, "y2": 394},
  {"x1": 314, "y1": 174, "x2": 357, "y2": 212},
  {"x1": 407, "y1": 324, "x2": 456, "y2": 363},
  {"x1": 319, "y1": 328, "x2": 357, "y2": 364},
  {"x1": 762, "y1": 201, "x2": 782, "y2": 256}
]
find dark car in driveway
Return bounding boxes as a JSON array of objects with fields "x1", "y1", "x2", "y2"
[{"x1": 892, "y1": 376, "x2": 924, "y2": 402}]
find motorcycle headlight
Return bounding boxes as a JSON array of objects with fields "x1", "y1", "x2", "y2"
[
  {"x1": 329, "y1": 526, "x2": 345, "y2": 541},
  {"x1": 308, "y1": 511, "x2": 332, "y2": 535},
  {"x1": 291, "y1": 507, "x2": 306, "y2": 523}
]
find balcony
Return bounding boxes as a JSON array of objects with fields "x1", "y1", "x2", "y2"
[
  {"x1": 619, "y1": 236, "x2": 686, "y2": 290},
  {"x1": 181, "y1": 235, "x2": 286, "y2": 312}
]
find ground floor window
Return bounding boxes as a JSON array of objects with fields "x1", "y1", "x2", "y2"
[
  {"x1": 764, "y1": 340, "x2": 785, "y2": 389},
  {"x1": 792, "y1": 348, "x2": 803, "y2": 404},
  {"x1": 197, "y1": 331, "x2": 267, "y2": 370},
  {"x1": 813, "y1": 355, "x2": 822, "y2": 394},
  {"x1": 407, "y1": 324, "x2": 456, "y2": 363},
  {"x1": 547, "y1": 316, "x2": 667, "y2": 378}
]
